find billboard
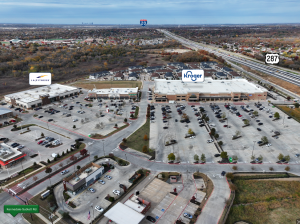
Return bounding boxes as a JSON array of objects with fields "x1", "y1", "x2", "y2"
[{"x1": 140, "y1": 19, "x2": 147, "y2": 27}]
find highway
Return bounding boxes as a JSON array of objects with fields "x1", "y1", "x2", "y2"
[{"x1": 159, "y1": 29, "x2": 300, "y2": 88}]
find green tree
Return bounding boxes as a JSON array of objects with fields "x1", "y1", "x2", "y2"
[
  {"x1": 274, "y1": 112, "x2": 280, "y2": 119},
  {"x1": 261, "y1": 136, "x2": 268, "y2": 143},
  {"x1": 124, "y1": 118, "x2": 128, "y2": 122},
  {"x1": 284, "y1": 155, "x2": 290, "y2": 162},
  {"x1": 205, "y1": 117, "x2": 209, "y2": 122},
  {"x1": 201, "y1": 153, "x2": 206, "y2": 162},
  {"x1": 253, "y1": 111, "x2": 258, "y2": 116},
  {"x1": 76, "y1": 165, "x2": 81, "y2": 171},
  {"x1": 218, "y1": 141, "x2": 223, "y2": 146},
  {"x1": 188, "y1": 128, "x2": 194, "y2": 135},
  {"x1": 221, "y1": 113, "x2": 226, "y2": 119},
  {"x1": 258, "y1": 155, "x2": 263, "y2": 161},
  {"x1": 194, "y1": 154, "x2": 199, "y2": 161},
  {"x1": 243, "y1": 119, "x2": 249, "y2": 125},
  {"x1": 47, "y1": 159, "x2": 50, "y2": 163},
  {"x1": 200, "y1": 108, "x2": 205, "y2": 113},
  {"x1": 220, "y1": 151, "x2": 228, "y2": 159},
  {"x1": 168, "y1": 153, "x2": 175, "y2": 161},
  {"x1": 211, "y1": 128, "x2": 216, "y2": 136},
  {"x1": 278, "y1": 153, "x2": 284, "y2": 161},
  {"x1": 251, "y1": 155, "x2": 255, "y2": 161},
  {"x1": 201, "y1": 114, "x2": 207, "y2": 119},
  {"x1": 214, "y1": 133, "x2": 219, "y2": 139},
  {"x1": 73, "y1": 125, "x2": 76, "y2": 129},
  {"x1": 294, "y1": 103, "x2": 300, "y2": 108},
  {"x1": 235, "y1": 130, "x2": 241, "y2": 137},
  {"x1": 94, "y1": 155, "x2": 98, "y2": 160},
  {"x1": 41, "y1": 132, "x2": 44, "y2": 137},
  {"x1": 232, "y1": 155, "x2": 238, "y2": 161}
]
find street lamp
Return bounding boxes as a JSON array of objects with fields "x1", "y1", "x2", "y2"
[{"x1": 252, "y1": 141, "x2": 256, "y2": 158}]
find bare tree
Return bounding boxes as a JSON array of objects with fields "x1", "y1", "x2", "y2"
[
  {"x1": 81, "y1": 119, "x2": 84, "y2": 124},
  {"x1": 33, "y1": 176, "x2": 38, "y2": 182},
  {"x1": 95, "y1": 124, "x2": 100, "y2": 129},
  {"x1": 59, "y1": 162, "x2": 64, "y2": 168},
  {"x1": 85, "y1": 117, "x2": 89, "y2": 122},
  {"x1": 95, "y1": 113, "x2": 100, "y2": 118}
]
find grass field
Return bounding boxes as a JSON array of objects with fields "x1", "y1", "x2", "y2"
[
  {"x1": 225, "y1": 177, "x2": 300, "y2": 224},
  {"x1": 277, "y1": 105, "x2": 300, "y2": 121},
  {"x1": 71, "y1": 80, "x2": 142, "y2": 90},
  {"x1": 22, "y1": 213, "x2": 47, "y2": 224},
  {"x1": 126, "y1": 118, "x2": 150, "y2": 152}
]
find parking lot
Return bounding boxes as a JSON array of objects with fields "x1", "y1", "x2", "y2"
[
  {"x1": 150, "y1": 100, "x2": 300, "y2": 165},
  {"x1": 150, "y1": 103, "x2": 219, "y2": 163},
  {"x1": 68, "y1": 161, "x2": 136, "y2": 214},
  {"x1": 30, "y1": 90, "x2": 137, "y2": 138}
]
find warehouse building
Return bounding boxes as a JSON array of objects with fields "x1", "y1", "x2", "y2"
[
  {"x1": 63, "y1": 162, "x2": 104, "y2": 194},
  {"x1": 153, "y1": 78, "x2": 267, "y2": 102},
  {"x1": 4, "y1": 84, "x2": 80, "y2": 109},
  {"x1": 88, "y1": 87, "x2": 139, "y2": 100}
]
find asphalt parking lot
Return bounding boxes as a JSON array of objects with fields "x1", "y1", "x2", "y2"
[
  {"x1": 150, "y1": 100, "x2": 300, "y2": 165},
  {"x1": 69, "y1": 162, "x2": 136, "y2": 212},
  {"x1": 150, "y1": 104, "x2": 219, "y2": 163}
]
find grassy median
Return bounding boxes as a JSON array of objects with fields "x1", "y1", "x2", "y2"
[{"x1": 126, "y1": 118, "x2": 150, "y2": 152}]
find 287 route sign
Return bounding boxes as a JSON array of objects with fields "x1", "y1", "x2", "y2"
[{"x1": 265, "y1": 53, "x2": 280, "y2": 65}]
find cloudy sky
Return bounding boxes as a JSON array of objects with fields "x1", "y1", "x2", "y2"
[{"x1": 0, "y1": 0, "x2": 299, "y2": 24}]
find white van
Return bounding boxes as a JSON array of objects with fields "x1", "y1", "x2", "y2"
[{"x1": 52, "y1": 153, "x2": 58, "y2": 158}]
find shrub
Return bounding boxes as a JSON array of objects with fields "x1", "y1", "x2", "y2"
[
  {"x1": 143, "y1": 134, "x2": 148, "y2": 141},
  {"x1": 47, "y1": 159, "x2": 50, "y2": 163},
  {"x1": 226, "y1": 173, "x2": 234, "y2": 180},
  {"x1": 229, "y1": 183, "x2": 238, "y2": 191},
  {"x1": 142, "y1": 145, "x2": 148, "y2": 153},
  {"x1": 285, "y1": 166, "x2": 290, "y2": 171},
  {"x1": 232, "y1": 166, "x2": 238, "y2": 170},
  {"x1": 269, "y1": 167, "x2": 274, "y2": 171}
]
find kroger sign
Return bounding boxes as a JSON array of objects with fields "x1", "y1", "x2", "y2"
[{"x1": 182, "y1": 70, "x2": 204, "y2": 82}]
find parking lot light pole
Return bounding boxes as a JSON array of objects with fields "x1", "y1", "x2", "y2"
[{"x1": 252, "y1": 141, "x2": 256, "y2": 157}]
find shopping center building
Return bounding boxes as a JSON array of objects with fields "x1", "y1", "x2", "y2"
[
  {"x1": 87, "y1": 87, "x2": 139, "y2": 100},
  {"x1": 153, "y1": 78, "x2": 267, "y2": 102},
  {"x1": 4, "y1": 84, "x2": 80, "y2": 109}
]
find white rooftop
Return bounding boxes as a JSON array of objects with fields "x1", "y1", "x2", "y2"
[
  {"x1": 104, "y1": 202, "x2": 145, "y2": 224},
  {"x1": 0, "y1": 143, "x2": 22, "y2": 162},
  {"x1": 88, "y1": 87, "x2": 138, "y2": 95},
  {"x1": 154, "y1": 78, "x2": 266, "y2": 95},
  {"x1": 0, "y1": 108, "x2": 12, "y2": 116},
  {"x1": 124, "y1": 199, "x2": 146, "y2": 213},
  {"x1": 5, "y1": 84, "x2": 79, "y2": 103}
]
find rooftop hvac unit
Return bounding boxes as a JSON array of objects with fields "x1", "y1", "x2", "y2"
[{"x1": 75, "y1": 177, "x2": 80, "y2": 182}]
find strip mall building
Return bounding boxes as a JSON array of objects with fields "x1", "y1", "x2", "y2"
[{"x1": 153, "y1": 78, "x2": 267, "y2": 102}]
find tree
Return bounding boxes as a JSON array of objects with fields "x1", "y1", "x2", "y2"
[
  {"x1": 284, "y1": 155, "x2": 290, "y2": 162},
  {"x1": 285, "y1": 166, "x2": 290, "y2": 171},
  {"x1": 210, "y1": 128, "x2": 216, "y2": 136},
  {"x1": 294, "y1": 103, "x2": 300, "y2": 108},
  {"x1": 80, "y1": 148, "x2": 88, "y2": 156},
  {"x1": 45, "y1": 167, "x2": 53, "y2": 185},
  {"x1": 258, "y1": 155, "x2": 263, "y2": 161},
  {"x1": 59, "y1": 162, "x2": 63, "y2": 168},
  {"x1": 194, "y1": 154, "x2": 199, "y2": 161},
  {"x1": 274, "y1": 112, "x2": 280, "y2": 119},
  {"x1": 76, "y1": 165, "x2": 81, "y2": 171},
  {"x1": 232, "y1": 166, "x2": 238, "y2": 170},
  {"x1": 124, "y1": 118, "x2": 127, "y2": 122},
  {"x1": 253, "y1": 111, "x2": 258, "y2": 116},
  {"x1": 143, "y1": 134, "x2": 148, "y2": 141},
  {"x1": 200, "y1": 108, "x2": 205, "y2": 113},
  {"x1": 41, "y1": 132, "x2": 44, "y2": 137},
  {"x1": 130, "y1": 114, "x2": 134, "y2": 118},
  {"x1": 278, "y1": 153, "x2": 284, "y2": 161},
  {"x1": 122, "y1": 138, "x2": 127, "y2": 143},
  {"x1": 95, "y1": 113, "x2": 100, "y2": 118},
  {"x1": 235, "y1": 130, "x2": 241, "y2": 137},
  {"x1": 229, "y1": 183, "x2": 238, "y2": 191},
  {"x1": 243, "y1": 119, "x2": 249, "y2": 125},
  {"x1": 114, "y1": 123, "x2": 118, "y2": 128},
  {"x1": 205, "y1": 117, "x2": 209, "y2": 122},
  {"x1": 251, "y1": 155, "x2": 255, "y2": 160},
  {"x1": 47, "y1": 159, "x2": 50, "y2": 163},
  {"x1": 221, "y1": 113, "x2": 226, "y2": 119},
  {"x1": 62, "y1": 151, "x2": 65, "y2": 156},
  {"x1": 201, "y1": 114, "x2": 206, "y2": 119},
  {"x1": 232, "y1": 155, "x2": 238, "y2": 161},
  {"x1": 33, "y1": 176, "x2": 38, "y2": 182},
  {"x1": 201, "y1": 153, "x2": 206, "y2": 162},
  {"x1": 226, "y1": 173, "x2": 234, "y2": 180},
  {"x1": 214, "y1": 133, "x2": 219, "y2": 139},
  {"x1": 73, "y1": 125, "x2": 76, "y2": 129},
  {"x1": 261, "y1": 136, "x2": 268, "y2": 143},
  {"x1": 142, "y1": 146, "x2": 148, "y2": 153},
  {"x1": 95, "y1": 124, "x2": 100, "y2": 129},
  {"x1": 168, "y1": 153, "x2": 175, "y2": 161},
  {"x1": 220, "y1": 151, "x2": 228, "y2": 159},
  {"x1": 287, "y1": 96, "x2": 291, "y2": 101},
  {"x1": 94, "y1": 155, "x2": 98, "y2": 160},
  {"x1": 269, "y1": 167, "x2": 274, "y2": 171},
  {"x1": 188, "y1": 128, "x2": 194, "y2": 135}
]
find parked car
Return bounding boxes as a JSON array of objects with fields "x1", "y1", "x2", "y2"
[
  {"x1": 183, "y1": 213, "x2": 193, "y2": 219},
  {"x1": 163, "y1": 127, "x2": 168, "y2": 129},
  {"x1": 48, "y1": 119, "x2": 53, "y2": 122},
  {"x1": 95, "y1": 206, "x2": 104, "y2": 212},
  {"x1": 73, "y1": 119, "x2": 78, "y2": 122},
  {"x1": 221, "y1": 171, "x2": 226, "y2": 176},
  {"x1": 104, "y1": 175, "x2": 112, "y2": 180},
  {"x1": 207, "y1": 139, "x2": 213, "y2": 143},
  {"x1": 38, "y1": 116, "x2": 43, "y2": 118},
  {"x1": 214, "y1": 154, "x2": 221, "y2": 157},
  {"x1": 17, "y1": 145, "x2": 25, "y2": 149},
  {"x1": 37, "y1": 140, "x2": 44, "y2": 145},
  {"x1": 61, "y1": 170, "x2": 69, "y2": 175},
  {"x1": 75, "y1": 138, "x2": 84, "y2": 141},
  {"x1": 266, "y1": 143, "x2": 272, "y2": 147},
  {"x1": 45, "y1": 144, "x2": 51, "y2": 147},
  {"x1": 98, "y1": 180, "x2": 105, "y2": 185},
  {"x1": 112, "y1": 190, "x2": 120, "y2": 195},
  {"x1": 88, "y1": 188, "x2": 95, "y2": 193},
  {"x1": 146, "y1": 216, "x2": 156, "y2": 223},
  {"x1": 258, "y1": 123, "x2": 263, "y2": 125}
]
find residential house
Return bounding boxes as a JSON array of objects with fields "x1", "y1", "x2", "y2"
[
  {"x1": 128, "y1": 73, "x2": 139, "y2": 81},
  {"x1": 214, "y1": 72, "x2": 228, "y2": 80},
  {"x1": 164, "y1": 72, "x2": 174, "y2": 80},
  {"x1": 151, "y1": 73, "x2": 161, "y2": 81},
  {"x1": 113, "y1": 73, "x2": 124, "y2": 81},
  {"x1": 227, "y1": 71, "x2": 241, "y2": 79}
]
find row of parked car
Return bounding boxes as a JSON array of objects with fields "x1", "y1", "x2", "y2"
[{"x1": 37, "y1": 136, "x2": 61, "y2": 147}]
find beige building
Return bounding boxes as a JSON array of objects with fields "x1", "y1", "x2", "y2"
[
  {"x1": 88, "y1": 87, "x2": 139, "y2": 100},
  {"x1": 153, "y1": 78, "x2": 267, "y2": 102}
]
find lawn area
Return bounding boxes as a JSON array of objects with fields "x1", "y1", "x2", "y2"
[
  {"x1": 71, "y1": 80, "x2": 142, "y2": 90},
  {"x1": 277, "y1": 105, "x2": 300, "y2": 122},
  {"x1": 92, "y1": 123, "x2": 129, "y2": 139},
  {"x1": 126, "y1": 118, "x2": 150, "y2": 152},
  {"x1": 22, "y1": 213, "x2": 47, "y2": 224},
  {"x1": 28, "y1": 193, "x2": 59, "y2": 222},
  {"x1": 226, "y1": 176, "x2": 300, "y2": 224}
]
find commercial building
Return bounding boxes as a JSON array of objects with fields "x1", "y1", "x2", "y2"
[
  {"x1": 0, "y1": 108, "x2": 13, "y2": 119},
  {"x1": 63, "y1": 162, "x2": 104, "y2": 194},
  {"x1": 0, "y1": 143, "x2": 26, "y2": 169},
  {"x1": 88, "y1": 87, "x2": 139, "y2": 100},
  {"x1": 4, "y1": 84, "x2": 80, "y2": 109},
  {"x1": 153, "y1": 78, "x2": 267, "y2": 102}
]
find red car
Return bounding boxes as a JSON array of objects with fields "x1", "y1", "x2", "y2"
[
  {"x1": 223, "y1": 125, "x2": 228, "y2": 127},
  {"x1": 37, "y1": 140, "x2": 44, "y2": 145},
  {"x1": 238, "y1": 115, "x2": 242, "y2": 117}
]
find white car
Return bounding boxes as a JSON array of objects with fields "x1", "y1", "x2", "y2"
[
  {"x1": 190, "y1": 136, "x2": 195, "y2": 139},
  {"x1": 207, "y1": 139, "x2": 214, "y2": 143},
  {"x1": 266, "y1": 143, "x2": 272, "y2": 147},
  {"x1": 88, "y1": 188, "x2": 95, "y2": 193},
  {"x1": 98, "y1": 179, "x2": 105, "y2": 185},
  {"x1": 112, "y1": 190, "x2": 120, "y2": 196},
  {"x1": 61, "y1": 170, "x2": 69, "y2": 175},
  {"x1": 95, "y1": 206, "x2": 104, "y2": 212},
  {"x1": 73, "y1": 119, "x2": 78, "y2": 122},
  {"x1": 105, "y1": 175, "x2": 112, "y2": 180},
  {"x1": 18, "y1": 145, "x2": 25, "y2": 149}
]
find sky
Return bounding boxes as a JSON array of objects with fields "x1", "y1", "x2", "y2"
[{"x1": 0, "y1": 0, "x2": 299, "y2": 24}]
